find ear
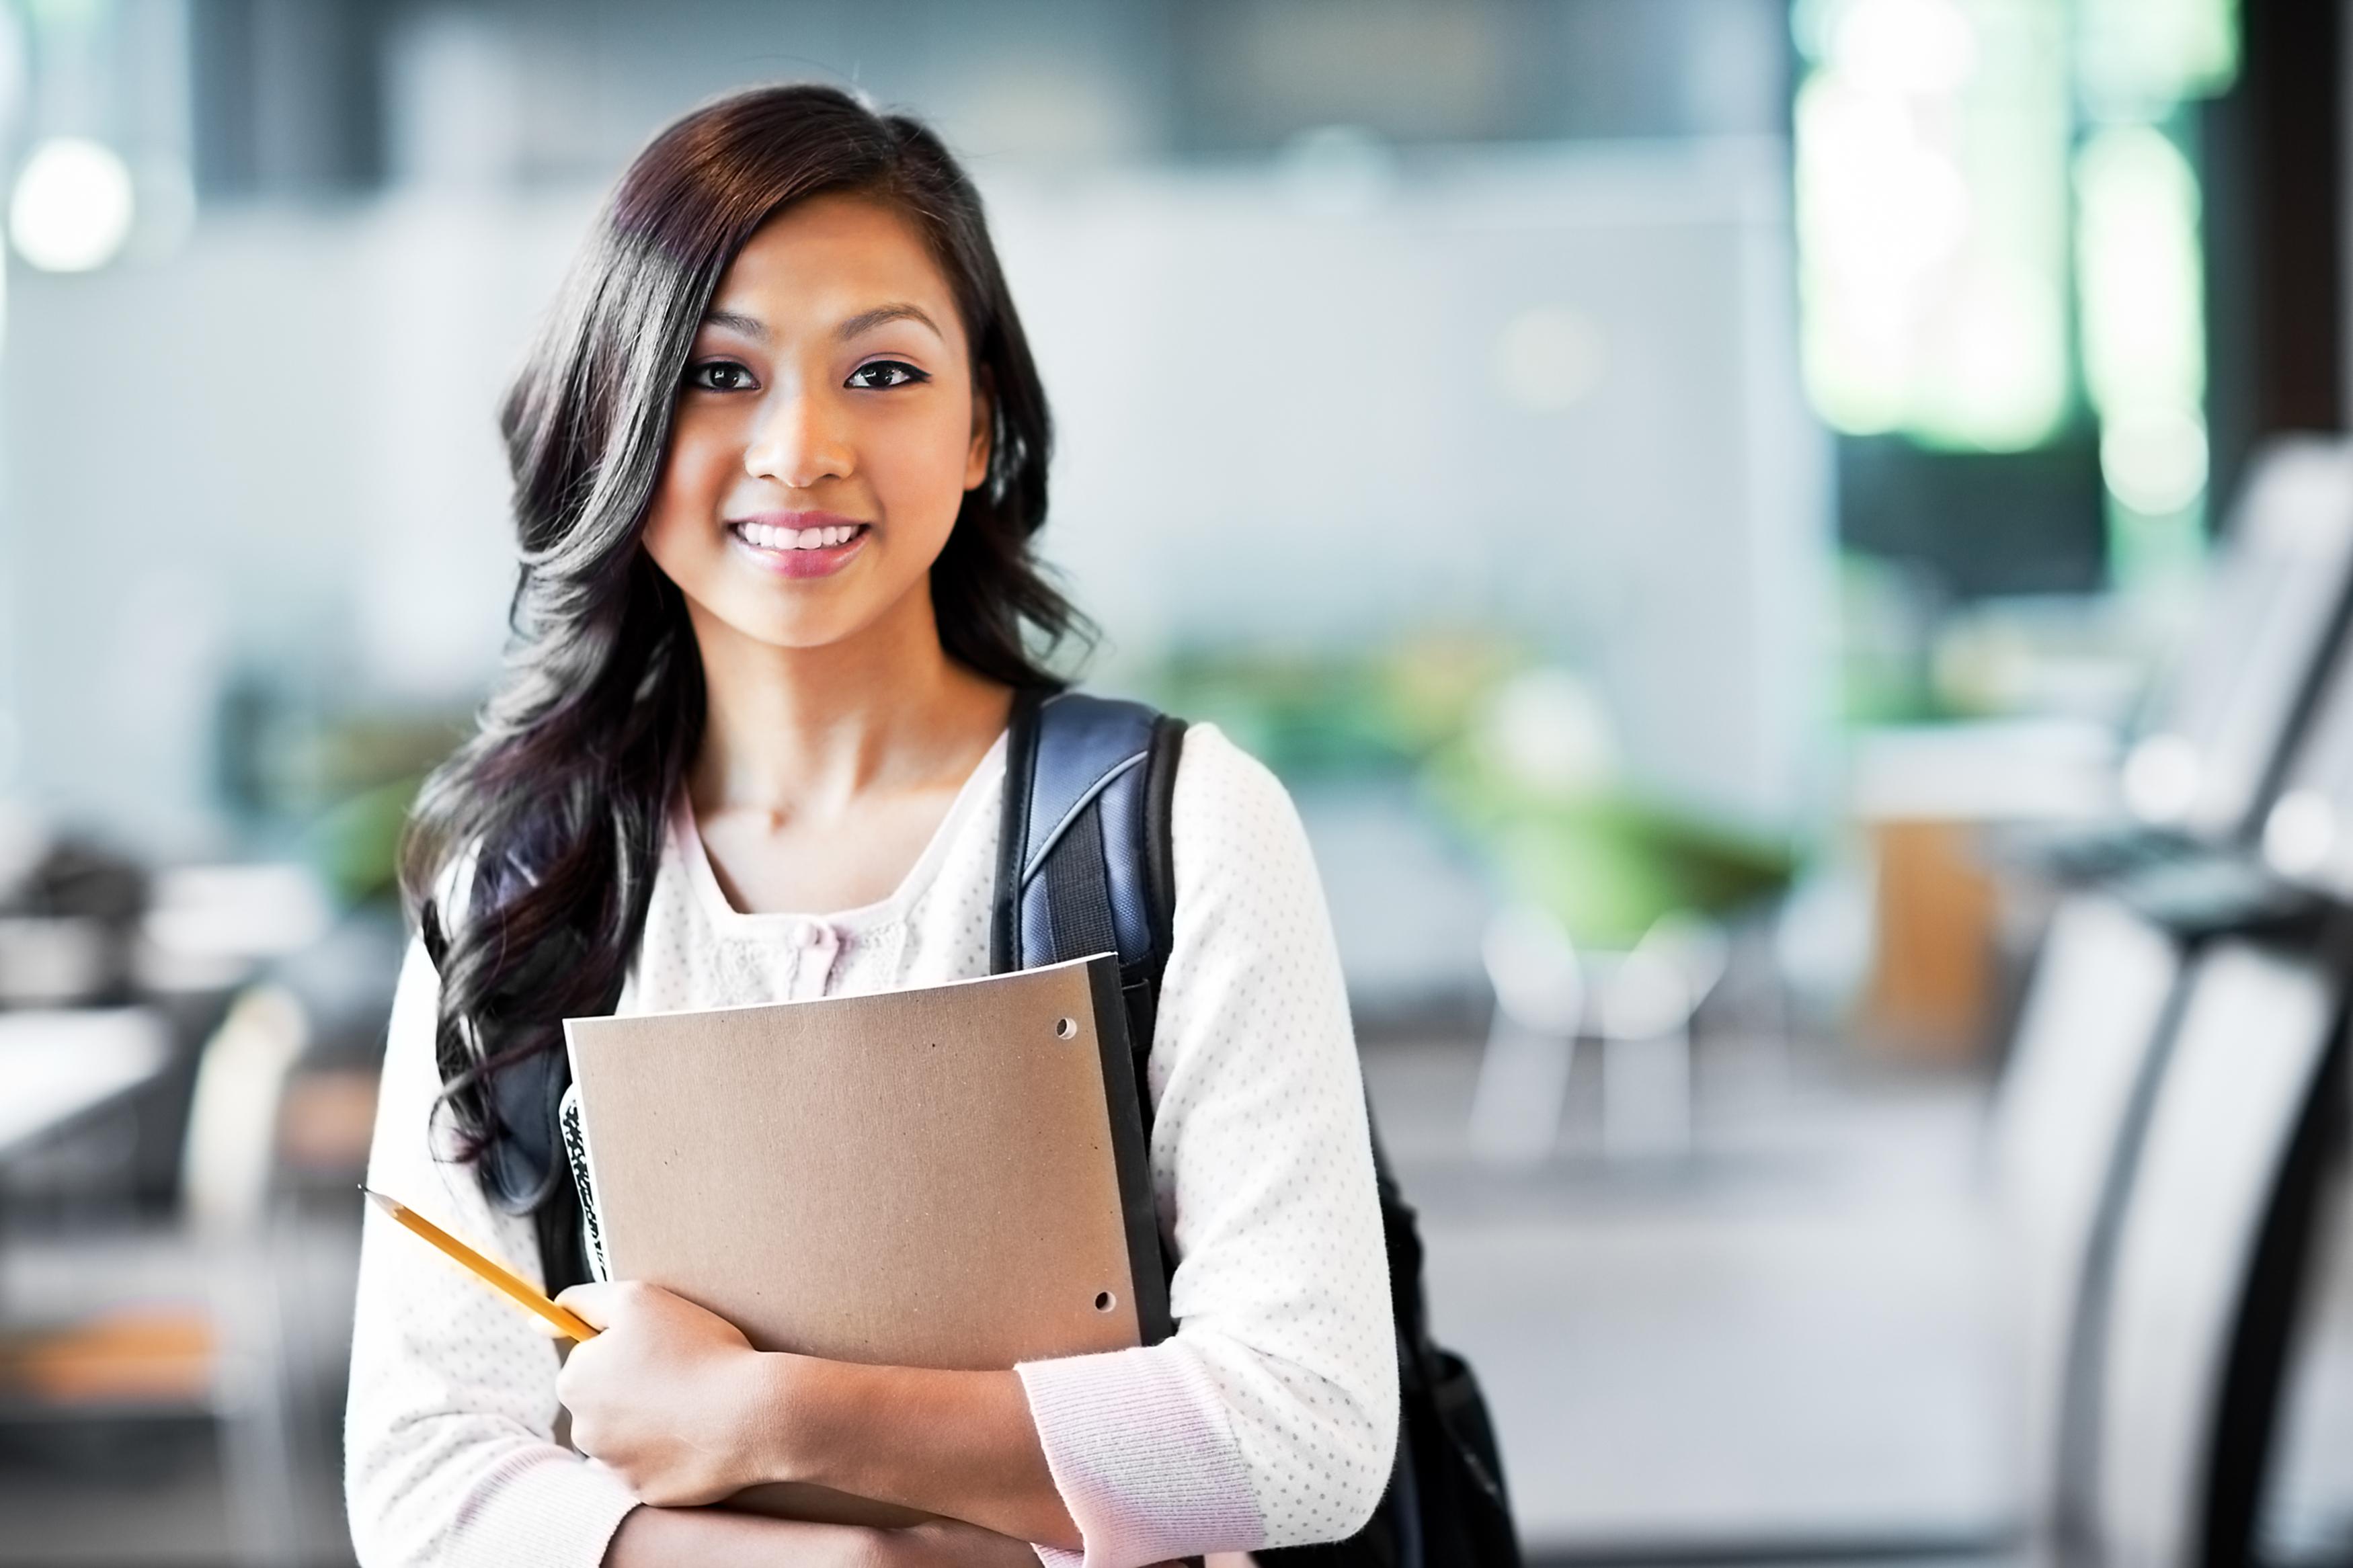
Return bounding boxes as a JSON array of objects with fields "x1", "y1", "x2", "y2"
[{"x1": 964, "y1": 371, "x2": 994, "y2": 493}]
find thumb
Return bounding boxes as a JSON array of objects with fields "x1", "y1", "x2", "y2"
[{"x1": 555, "y1": 1281, "x2": 616, "y2": 1331}]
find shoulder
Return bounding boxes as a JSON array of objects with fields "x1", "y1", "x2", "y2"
[
  {"x1": 1168, "y1": 720, "x2": 1321, "y2": 893},
  {"x1": 1171, "y1": 720, "x2": 1294, "y2": 825}
]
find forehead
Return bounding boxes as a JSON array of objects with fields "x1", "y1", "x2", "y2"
[{"x1": 709, "y1": 192, "x2": 965, "y2": 347}]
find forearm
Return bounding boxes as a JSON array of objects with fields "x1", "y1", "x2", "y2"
[
  {"x1": 754, "y1": 1358, "x2": 1079, "y2": 1551},
  {"x1": 604, "y1": 1506, "x2": 865, "y2": 1568}
]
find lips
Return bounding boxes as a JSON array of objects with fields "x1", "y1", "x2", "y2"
[{"x1": 725, "y1": 513, "x2": 871, "y2": 579}]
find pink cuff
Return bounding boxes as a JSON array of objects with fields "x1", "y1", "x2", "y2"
[
  {"x1": 1016, "y1": 1345, "x2": 1264, "y2": 1568},
  {"x1": 442, "y1": 1444, "x2": 642, "y2": 1567}
]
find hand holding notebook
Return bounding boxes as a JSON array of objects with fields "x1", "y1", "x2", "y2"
[
  {"x1": 370, "y1": 954, "x2": 1160, "y2": 1533},
  {"x1": 557, "y1": 951, "x2": 1165, "y2": 1526},
  {"x1": 545, "y1": 1278, "x2": 774, "y2": 1508}
]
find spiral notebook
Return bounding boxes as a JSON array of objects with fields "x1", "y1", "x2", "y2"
[{"x1": 561, "y1": 952, "x2": 1168, "y2": 1526}]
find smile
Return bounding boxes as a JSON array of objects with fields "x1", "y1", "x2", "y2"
[
  {"x1": 726, "y1": 518, "x2": 871, "y2": 579},
  {"x1": 731, "y1": 520, "x2": 867, "y2": 550}
]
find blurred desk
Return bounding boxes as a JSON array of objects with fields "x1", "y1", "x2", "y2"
[
  {"x1": 0, "y1": 1009, "x2": 171, "y2": 1160},
  {"x1": 1852, "y1": 720, "x2": 2118, "y2": 1062}
]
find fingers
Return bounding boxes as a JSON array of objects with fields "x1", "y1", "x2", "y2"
[{"x1": 556, "y1": 1281, "x2": 617, "y2": 1331}]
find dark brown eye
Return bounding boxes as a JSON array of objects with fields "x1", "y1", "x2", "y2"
[
  {"x1": 848, "y1": 360, "x2": 926, "y2": 389},
  {"x1": 688, "y1": 360, "x2": 754, "y2": 392}
]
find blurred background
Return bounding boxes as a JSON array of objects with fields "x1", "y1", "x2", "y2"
[{"x1": 0, "y1": 1, "x2": 2347, "y2": 1565}]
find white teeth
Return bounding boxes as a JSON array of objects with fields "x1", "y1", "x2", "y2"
[{"x1": 737, "y1": 522, "x2": 861, "y2": 550}]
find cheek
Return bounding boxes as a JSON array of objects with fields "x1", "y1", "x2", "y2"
[
  {"x1": 870, "y1": 403, "x2": 980, "y2": 537},
  {"x1": 641, "y1": 419, "x2": 738, "y2": 563}
]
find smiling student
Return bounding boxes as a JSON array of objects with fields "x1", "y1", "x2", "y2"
[{"x1": 343, "y1": 85, "x2": 1396, "y2": 1568}]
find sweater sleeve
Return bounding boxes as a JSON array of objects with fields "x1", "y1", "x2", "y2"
[
  {"x1": 343, "y1": 932, "x2": 642, "y2": 1568},
  {"x1": 1014, "y1": 723, "x2": 1400, "y2": 1568}
]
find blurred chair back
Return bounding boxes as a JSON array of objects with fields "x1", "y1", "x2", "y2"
[
  {"x1": 180, "y1": 985, "x2": 309, "y2": 1238},
  {"x1": 2124, "y1": 438, "x2": 2353, "y2": 843},
  {"x1": 0, "y1": 985, "x2": 311, "y2": 1567},
  {"x1": 2251, "y1": 528, "x2": 2353, "y2": 895},
  {"x1": 2091, "y1": 943, "x2": 2340, "y2": 1568},
  {"x1": 183, "y1": 983, "x2": 310, "y2": 1568},
  {"x1": 1990, "y1": 895, "x2": 2187, "y2": 1535}
]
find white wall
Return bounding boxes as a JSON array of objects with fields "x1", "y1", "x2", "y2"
[
  {"x1": 1001, "y1": 139, "x2": 1833, "y2": 829},
  {"x1": 1, "y1": 140, "x2": 1829, "y2": 852},
  {"x1": 2, "y1": 190, "x2": 588, "y2": 850}
]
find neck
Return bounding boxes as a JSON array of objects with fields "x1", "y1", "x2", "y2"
[{"x1": 684, "y1": 581, "x2": 1011, "y2": 817}]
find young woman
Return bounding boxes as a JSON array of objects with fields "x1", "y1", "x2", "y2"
[{"x1": 344, "y1": 85, "x2": 1395, "y2": 1568}]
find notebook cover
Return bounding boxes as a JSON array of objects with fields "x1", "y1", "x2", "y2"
[{"x1": 563, "y1": 952, "x2": 1168, "y2": 1525}]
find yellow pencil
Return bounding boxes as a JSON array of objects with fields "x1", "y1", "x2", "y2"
[{"x1": 360, "y1": 1186, "x2": 600, "y2": 1342}]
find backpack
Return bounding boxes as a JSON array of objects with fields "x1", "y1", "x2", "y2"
[{"x1": 995, "y1": 686, "x2": 1522, "y2": 1568}]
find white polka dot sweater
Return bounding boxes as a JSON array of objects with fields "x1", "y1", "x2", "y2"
[{"x1": 342, "y1": 721, "x2": 1400, "y2": 1568}]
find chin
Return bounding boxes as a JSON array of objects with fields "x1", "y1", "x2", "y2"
[
  {"x1": 732, "y1": 618, "x2": 857, "y2": 652},
  {"x1": 676, "y1": 558, "x2": 921, "y2": 655},
  {"x1": 719, "y1": 601, "x2": 874, "y2": 653}
]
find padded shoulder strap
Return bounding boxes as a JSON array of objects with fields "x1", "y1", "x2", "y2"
[
  {"x1": 990, "y1": 687, "x2": 1185, "y2": 1079},
  {"x1": 992, "y1": 688, "x2": 1186, "y2": 1351}
]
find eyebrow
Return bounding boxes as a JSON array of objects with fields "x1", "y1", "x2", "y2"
[{"x1": 696, "y1": 302, "x2": 945, "y2": 343}]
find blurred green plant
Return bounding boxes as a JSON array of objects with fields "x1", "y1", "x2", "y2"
[
  {"x1": 1421, "y1": 741, "x2": 1795, "y2": 950},
  {"x1": 1144, "y1": 630, "x2": 1524, "y2": 776},
  {"x1": 292, "y1": 705, "x2": 469, "y2": 906},
  {"x1": 216, "y1": 673, "x2": 470, "y2": 907},
  {"x1": 305, "y1": 773, "x2": 432, "y2": 907},
  {"x1": 1837, "y1": 552, "x2": 1950, "y2": 727},
  {"x1": 1142, "y1": 633, "x2": 1797, "y2": 950}
]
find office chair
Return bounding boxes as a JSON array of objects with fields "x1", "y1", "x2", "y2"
[
  {"x1": 2089, "y1": 939, "x2": 2344, "y2": 1568},
  {"x1": 1470, "y1": 903, "x2": 1584, "y2": 1165},
  {"x1": 2048, "y1": 436, "x2": 2353, "y2": 879},
  {"x1": 1990, "y1": 896, "x2": 2188, "y2": 1538},
  {"x1": 0, "y1": 984, "x2": 309, "y2": 1567},
  {"x1": 1993, "y1": 440, "x2": 2353, "y2": 1565},
  {"x1": 1469, "y1": 905, "x2": 1727, "y2": 1165},
  {"x1": 2063, "y1": 616, "x2": 2353, "y2": 1567}
]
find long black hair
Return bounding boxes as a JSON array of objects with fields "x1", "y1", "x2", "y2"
[{"x1": 399, "y1": 84, "x2": 1091, "y2": 1263}]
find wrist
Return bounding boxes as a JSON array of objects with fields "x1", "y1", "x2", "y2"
[
  {"x1": 740, "y1": 1351, "x2": 807, "y2": 1489},
  {"x1": 748, "y1": 1351, "x2": 861, "y2": 1491}
]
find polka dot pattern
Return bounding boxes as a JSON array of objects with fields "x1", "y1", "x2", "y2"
[{"x1": 344, "y1": 723, "x2": 1398, "y2": 1567}]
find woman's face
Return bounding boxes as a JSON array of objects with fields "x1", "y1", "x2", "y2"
[{"x1": 640, "y1": 192, "x2": 990, "y2": 657}]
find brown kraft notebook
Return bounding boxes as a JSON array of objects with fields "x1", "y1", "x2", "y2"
[{"x1": 562, "y1": 952, "x2": 1169, "y2": 1526}]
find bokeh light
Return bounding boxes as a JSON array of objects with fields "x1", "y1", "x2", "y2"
[{"x1": 9, "y1": 136, "x2": 137, "y2": 274}]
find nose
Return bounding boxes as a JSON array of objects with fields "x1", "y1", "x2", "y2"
[{"x1": 744, "y1": 388, "x2": 853, "y2": 489}]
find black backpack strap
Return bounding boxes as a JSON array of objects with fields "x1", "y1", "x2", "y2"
[
  {"x1": 992, "y1": 688, "x2": 1519, "y2": 1567},
  {"x1": 424, "y1": 855, "x2": 631, "y2": 1297},
  {"x1": 992, "y1": 686, "x2": 1187, "y2": 1356},
  {"x1": 990, "y1": 687, "x2": 1186, "y2": 1137}
]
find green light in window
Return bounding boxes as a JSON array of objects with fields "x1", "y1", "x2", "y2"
[
  {"x1": 2076, "y1": 122, "x2": 2208, "y2": 587},
  {"x1": 2077, "y1": 0, "x2": 2240, "y2": 117},
  {"x1": 1793, "y1": 0, "x2": 2071, "y2": 451},
  {"x1": 2077, "y1": 126, "x2": 2204, "y2": 422}
]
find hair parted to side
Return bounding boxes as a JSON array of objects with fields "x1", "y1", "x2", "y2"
[{"x1": 398, "y1": 84, "x2": 1092, "y2": 1260}]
